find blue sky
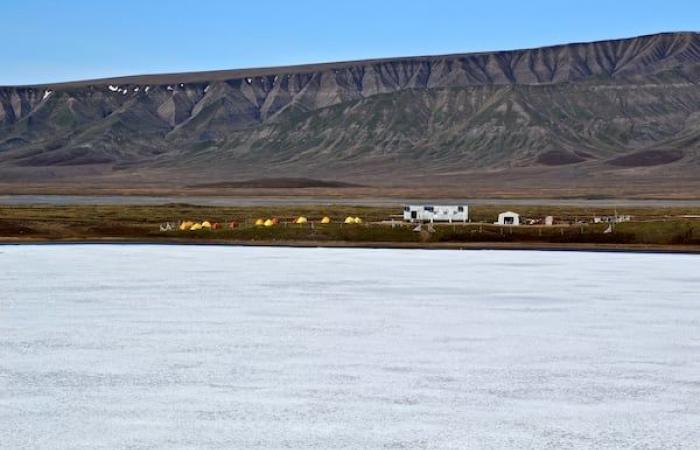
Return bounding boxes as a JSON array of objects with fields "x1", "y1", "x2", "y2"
[{"x1": 4, "y1": 0, "x2": 698, "y2": 85}]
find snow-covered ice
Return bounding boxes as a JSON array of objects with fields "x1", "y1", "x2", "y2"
[{"x1": 1, "y1": 245, "x2": 699, "y2": 449}]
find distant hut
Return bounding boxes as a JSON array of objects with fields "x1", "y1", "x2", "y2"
[{"x1": 496, "y1": 211, "x2": 520, "y2": 226}]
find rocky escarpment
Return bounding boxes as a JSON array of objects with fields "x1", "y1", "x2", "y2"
[{"x1": 0, "y1": 32, "x2": 699, "y2": 187}]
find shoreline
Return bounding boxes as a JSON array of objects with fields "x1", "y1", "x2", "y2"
[
  {"x1": 3, "y1": 203, "x2": 699, "y2": 254},
  {"x1": 2, "y1": 237, "x2": 700, "y2": 255}
]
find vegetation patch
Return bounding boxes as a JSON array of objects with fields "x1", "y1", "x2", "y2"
[
  {"x1": 537, "y1": 150, "x2": 586, "y2": 166},
  {"x1": 608, "y1": 150, "x2": 684, "y2": 167}
]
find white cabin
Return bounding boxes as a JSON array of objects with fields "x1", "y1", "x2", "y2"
[
  {"x1": 496, "y1": 211, "x2": 520, "y2": 226},
  {"x1": 403, "y1": 205, "x2": 469, "y2": 223}
]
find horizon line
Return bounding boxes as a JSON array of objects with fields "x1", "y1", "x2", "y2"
[{"x1": 4, "y1": 30, "x2": 697, "y2": 89}]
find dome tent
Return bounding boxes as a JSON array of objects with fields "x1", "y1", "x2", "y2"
[
  {"x1": 255, "y1": 219, "x2": 265, "y2": 226},
  {"x1": 190, "y1": 223, "x2": 203, "y2": 231},
  {"x1": 201, "y1": 221, "x2": 212, "y2": 229},
  {"x1": 264, "y1": 219, "x2": 274, "y2": 227},
  {"x1": 295, "y1": 217, "x2": 308, "y2": 224},
  {"x1": 344, "y1": 216, "x2": 356, "y2": 224},
  {"x1": 321, "y1": 217, "x2": 331, "y2": 224},
  {"x1": 180, "y1": 221, "x2": 194, "y2": 231},
  {"x1": 354, "y1": 217, "x2": 363, "y2": 224}
]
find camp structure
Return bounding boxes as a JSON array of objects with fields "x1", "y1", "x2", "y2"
[
  {"x1": 295, "y1": 216, "x2": 308, "y2": 224},
  {"x1": 255, "y1": 219, "x2": 265, "y2": 226},
  {"x1": 190, "y1": 223, "x2": 203, "y2": 231},
  {"x1": 321, "y1": 216, "x2": 331, "y2": 224},
  {"x1": 264, "y1": 219, "x2": 274, "y2": 227},
  {"x1": 228, "y1": 221, "x2": 238, "y2": 230},
  {"x1": 344, "y1": 216, "x2": 356, "y2": 224},
  {"x1": 403, "y1": 205, "x2": 468, "y2": 223},
  {"x1": 594, "y1": 215, "x2": 632, "y2": 224},
  {"x1": 201, "y1": 221, "x2": 212, "y2": 229},
  {"x1": 354, "y1": 217, "x2": 363, "y2": 224},
  {"x1": 496, "y1": 211, "x2": 520, "y2": 226},
  {"x1": 179, "y1": 221, "x2": 194, "y2": 231}
]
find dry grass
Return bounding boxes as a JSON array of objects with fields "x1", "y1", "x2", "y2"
[{"x1": 1, "y1": 204, "x2": 699, "y2": 247}]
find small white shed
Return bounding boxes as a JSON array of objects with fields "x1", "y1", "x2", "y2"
[
  {"x1": 403, "y1": 205, "x2": 468, "y2": 223},
  {"x1": 496, "y1": 211, "x2": 520, "y2": 226}
]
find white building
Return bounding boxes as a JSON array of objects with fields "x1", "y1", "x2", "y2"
[
  {"x1": 403, "y1": 205, "x2": 468, "y2": 223},
  {"x1": 594, "y1": 215, "x2": 631, "y2": 224},
  {"x1": 496, "y1": 211, "x2": 520, "y2": 226}
]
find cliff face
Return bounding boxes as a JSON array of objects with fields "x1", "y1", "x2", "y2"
[{"x1": 1, "y1": 32, "x2": 700, "y2": 186}]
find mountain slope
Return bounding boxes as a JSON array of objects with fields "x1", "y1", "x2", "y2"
[{"x1": 1, "y1": 32, "x2": 700, "y2": 192}]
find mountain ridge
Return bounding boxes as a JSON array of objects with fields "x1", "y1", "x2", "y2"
[
  {"x1": 1, "y1": 32, "x2": 699, "y2": 194},
  {"x1": 6, "y1": 31, "x2": 699, "y2": 89}
]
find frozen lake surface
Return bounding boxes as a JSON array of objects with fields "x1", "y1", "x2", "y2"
[{"x1": 1, "y1": 245, "x2": 699, "y2": 449}]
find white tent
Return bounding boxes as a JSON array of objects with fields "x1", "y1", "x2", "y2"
[{"x1": 496, "y1": 211, "x2": 520, "y2": 226}]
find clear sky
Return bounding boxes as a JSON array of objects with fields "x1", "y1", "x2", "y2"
[{"x1": 4, "y1": 0, "x2": 698, "y2": 85}]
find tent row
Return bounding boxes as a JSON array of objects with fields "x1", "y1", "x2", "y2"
[
  {"x1": 179, "y1": 221, "x2": 224, "y2": 231},
  {"x1": 173, "y1": 216, "x2": 365, "y2": 231},
  {"x1": 255, "y1": 216, "x2": 363, "y2": 226}
]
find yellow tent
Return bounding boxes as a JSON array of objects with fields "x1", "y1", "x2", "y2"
[
  {"x1": 255, "y1": 219, "x2": 265, "y2": 226},
  {"x1": 295, "y1": 216, "x2": 308, "y2": 224},
  {"x1": 190, "y1": 223, "x2": 203, "y2": 231},
  {"x1": 354, "y1": 217, "x2": 363, "y2": 224},
  {"x1": 264, "y1": 219, "x2": 274, "y2": 227},
  {"x1": 321, "y1": 216, "x2": 331, "y2": 224},
  {"x1": 344, "y1": 216, "x2": 356, "y2": 224},
  {"x1": 180, "y1": 221, "x2": 194, "y2": 231},
  {"x1": 202, "y1": 221, "x2": 212, "y2": 229}
]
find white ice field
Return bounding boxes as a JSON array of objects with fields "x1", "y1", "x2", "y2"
[{"x1": 1, "y1": 245, "x2": 699, "y2": 449}]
